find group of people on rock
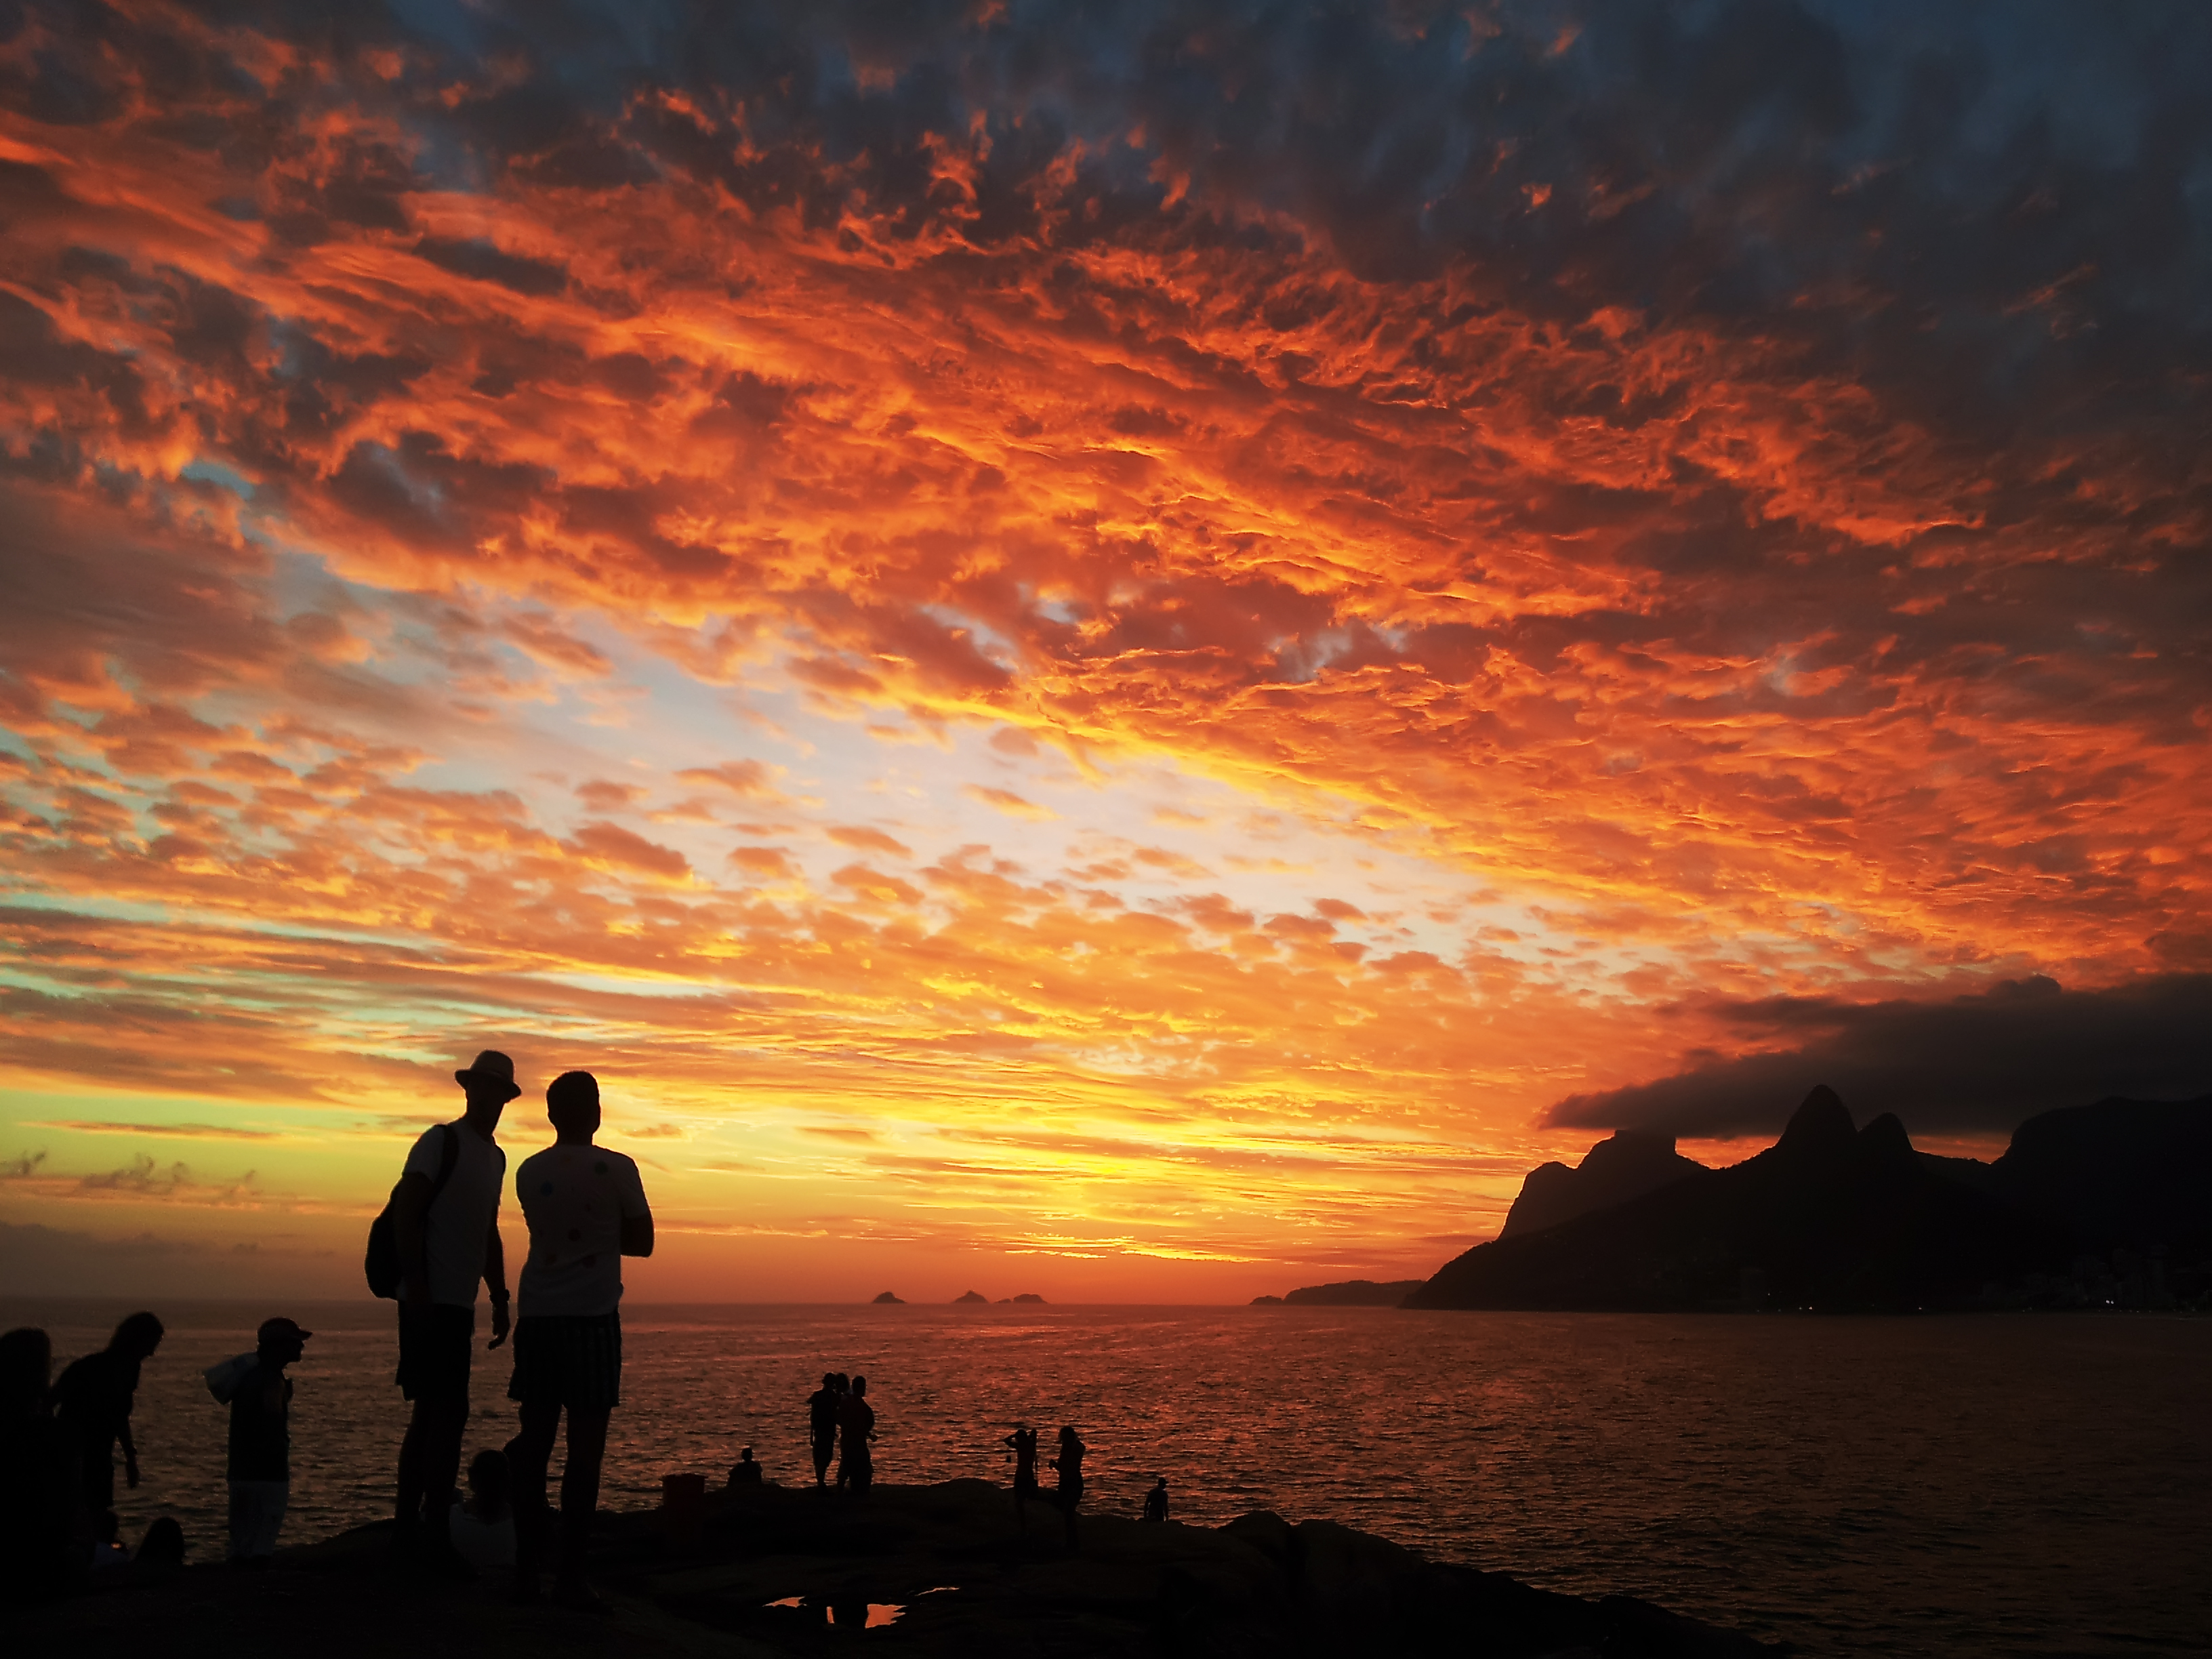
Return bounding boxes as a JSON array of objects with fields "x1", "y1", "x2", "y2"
[
  {"x1": 1002, "y1": 1421, "x2": 1095, "y2": 1545},
  {"x1": 805, "y1": 1372, "x2": 878, "y2": 1491},
  {"x1": 3, "y1": 1047, "x2": 1180, "y2": 1606}
]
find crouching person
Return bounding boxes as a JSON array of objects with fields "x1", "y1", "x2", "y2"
[{"x1": 506, "y1": 1071, "x2": 652, "y2": 1610}]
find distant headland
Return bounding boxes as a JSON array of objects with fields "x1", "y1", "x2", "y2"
[{"x1": 1256, "y1": 1089, "x2": 2212, "y2": 1313}]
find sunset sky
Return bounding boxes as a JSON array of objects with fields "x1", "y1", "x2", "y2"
[{"x1": 3, "y1": 1, "x2": 2207, "y2": 1302}]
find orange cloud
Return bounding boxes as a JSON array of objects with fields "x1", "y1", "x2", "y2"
[{"x1": 1, "y1": 3, "x2": 2206, "y2": 1298}]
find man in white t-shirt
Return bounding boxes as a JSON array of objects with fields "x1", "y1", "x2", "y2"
[
  {"x1": 506, "y1": 1069, "x2": 652, "y2": 1609},
  {"x1": 389, "y1": 1049, "x2": 514, "y2": 1574}
]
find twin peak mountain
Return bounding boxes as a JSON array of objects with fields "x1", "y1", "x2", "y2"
[{"x1": 1271, "y1": 1086, "x2": 2211, "y2": 1313}]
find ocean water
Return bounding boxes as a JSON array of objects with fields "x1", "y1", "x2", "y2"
[{"x1": 7, "y1": 1299, "x2": 2206, "y2": 1657}]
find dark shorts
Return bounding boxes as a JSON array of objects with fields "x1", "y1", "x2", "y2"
[
  {"x1": 507, "y1": 1312, "x2": 621, "y2": 1412},
  {"x1": 396, "y1": 1303, "x2": 474, "y2": 1403}
]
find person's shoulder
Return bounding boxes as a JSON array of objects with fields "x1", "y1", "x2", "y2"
[
  {"x1": 514, "y1": 1145, "x2": 550, "y2": 1179},
  {"x1": 598, "y1": 1146, "x2": 642, "y2": 1176},
  {"x1": 53, "y1": 1351, "x2": 98, "y2": 1390}
]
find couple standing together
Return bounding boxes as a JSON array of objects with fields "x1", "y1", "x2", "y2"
[{"x1": 389, "y1": 1051, "x2": 652, "y2": 1610}]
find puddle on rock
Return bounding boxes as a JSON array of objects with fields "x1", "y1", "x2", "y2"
[{"x1": 759, "y1": 1597, "x2": 919, "y2": 1629}]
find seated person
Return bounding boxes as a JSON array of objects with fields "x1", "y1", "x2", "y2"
[
  {"x1": 447, "y1": 1449, "x2": 516, "y2": 1568},
  {"x1": 730, "y1": 1445, "x2": 764, "y2": 1486}
]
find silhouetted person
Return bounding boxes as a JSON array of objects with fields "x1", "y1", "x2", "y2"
[
  {"x1": 1002, "y1": 1422, "x2": 1040, "y2": 1533},
  {"x1": 1, "y1": 1326, "x2": 85, "y2": 1601},
  {"x1": 808, "y1": 1372, "x2": 840, "y2": 1486},
  {"x1": 226, "y1": 1317, "x2": 310, "y2": 1568},
  {"x1": 1050, "y1": 1425, "x2": 1086, "y2": 1550},
  {"x1": 136, "y1": 1515, "x2": 185, "y2": 1572},
  {"x1": 838, "y1": 1376, "x2": 876, "y2": 1494},
  {"x1": 831, "y1": 1373, "x2": 853, "y2": 1488},
  {"x1": 731, "y1": 1445, "x2": 763, "y2": 1486},
  {"x1": 449, "y1": 1449, "x2": 516, "y2": 1570},
  {"x1": 391, "y1": 1050, "x2": 515, "y2": 1574},
  {"x1": 51, "y1": 1310, "x2": 163, "y2": 1547},
  {"x1": 506, "y1": 1069, "x2": 653, "y2": 1611},
  {"x1": 1142, "y1": 1477, "x2": 1169, "y2": 1523}
]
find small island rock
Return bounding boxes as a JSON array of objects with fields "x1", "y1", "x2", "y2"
[{"x1": 871, "y1": 1290, "x2": 905, "y2": 1304}]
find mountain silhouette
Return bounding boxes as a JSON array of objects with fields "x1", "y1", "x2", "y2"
[
  {"x1": 1281, "y1": 1279, "x2": 1425, "y2": 1306},
  {"x1": 1992, "y1": 1096, "x2": 2212, "y2": 1249},
  {"x1": 1409, "y1": 1087, "x2": 2079, "y2": 1313},
  {"x1": 1500, "y1": 1130, "x2": 1708, "y2": 1237}
]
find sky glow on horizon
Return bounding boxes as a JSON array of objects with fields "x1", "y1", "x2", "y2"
[{"x1": 1, "y1": 1, "x2": 2207, "y2": 1302}]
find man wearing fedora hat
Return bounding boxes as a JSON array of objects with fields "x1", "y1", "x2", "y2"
[{"x1": 389, "y1": 1048, "x2": 518, "y2": 1574}]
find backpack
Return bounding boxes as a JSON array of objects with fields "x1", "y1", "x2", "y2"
[{"x1": 363, "y1": 1123, "x2": 461, "y2": 1298}]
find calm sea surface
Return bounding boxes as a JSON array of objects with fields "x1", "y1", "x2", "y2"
[{"x1": 6, "y1": 1300, "x2": 2205, "y2": 1657}]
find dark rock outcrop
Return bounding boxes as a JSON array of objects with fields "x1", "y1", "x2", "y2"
[
  {"x1": 951, "y1": 1290, "x2": 988, "y2": 1303},
  {"x1": 1411, "y1": 1087, "x2": 2074, "y2": 1312},
  {"x1": 870, "y1": 1290, "x2": 905, "y2": 1305},
  {"x1": 21, "y1": 1480, "x2": 1776, "y2": 1658},
  {"x1": 1010, "y1": 1292, "x2": 1047, "y2": 1303},
  {"x1": 1280, "y1": 1279, "x2": 1425, "y2": 1307},
  {"x1": 1500, "y1": 1129, "x2": 1708, "y2": 1238}
]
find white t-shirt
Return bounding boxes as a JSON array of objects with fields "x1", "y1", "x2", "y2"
[
  {"x1": 514, "y1": 1143, "x2": 649, "y2": 1318},
  {"x1": 448, "y1": 1506, "x2": 516, "y2": 1568},
  {"x1": 403, "y1": 1122, "x2": 506, "y2": 1307}
]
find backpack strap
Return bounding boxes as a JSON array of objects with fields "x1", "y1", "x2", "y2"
[{"x1": 427, "y1": 1122, "x2": 461, "y2": 1203}]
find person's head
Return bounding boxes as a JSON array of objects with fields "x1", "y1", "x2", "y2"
[
  {"x1": 467, "y1": 1448, "x2": 510, "y2": 1516},
  {"x1": 739, "y1": 1445, "x2": 755, "y2": 1462},
  {"x1": 1059, "y1": 1425, "x2": 1079, "y2": 1444},
  {"x1": 821, "y1": 1371, "x2": 838, "y2": 1389},
  {"x1": 0, "y1": 1327, "x2": 51, "y2": 1415},
  {"x1": 1153, "y1": 1477, "x2": 1167, "y2": 1490},
  {"x1": 455, "y1": 1050, "x2": 522, "y2": 1128},
  {"x1": 546, "y1": 1070, "x2": 602, "y2": 1142},
  {"x1": 834, "y1": 1372, "x2": 849, "y2": 1392},
  {"x1": 851, "y1": 1375, "x2": 867, "y2": 1397},
  {"x1": 256, "y1": 1317, "x2": 311, "y2": 1368},
  {"x1": 112, "y1": 1311, "x2": 164, "y2": 1359}
]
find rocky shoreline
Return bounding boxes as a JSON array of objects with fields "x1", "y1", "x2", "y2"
[{"x1": 23, "y1": 1477, "x2": 1783, "y2": 1656}]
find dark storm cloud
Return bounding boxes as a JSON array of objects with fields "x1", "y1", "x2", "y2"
[{"x1": 1548, "y1": 974, "x2": 2212, "y2": 1138}]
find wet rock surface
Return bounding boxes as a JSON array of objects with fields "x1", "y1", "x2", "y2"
[{"x1": 20, "y1": 1479, "x2": 1784, "y2": 1656}]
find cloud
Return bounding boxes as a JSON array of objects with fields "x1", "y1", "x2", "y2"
[
  {"x1": 28, "y1": 1120, "x2": 285, "y2": 1141},
  {"x1": 676, "y1": 762, "x2": 780, "y2": 798},
  {"x1": 562, "y1": 821, "x2": 691, "y2": 880},
  {"x1": 1, "y1": 1, "x2": 2210, "y2": 1292},
  {"x1": 1548, "y1": 974, "x2": 2212, "y2": 1138},
  {"x1": 964, "y1": 785, "x2": 1056, "y2": 821},
  {"x1": 827, "y1": 825, "x2": 912, "y2": 859}
]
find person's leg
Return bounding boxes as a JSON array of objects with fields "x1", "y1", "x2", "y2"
[
  {"x1": 84, "y1": 1436, "x2": 119, "y2": 1544},
  {"x1": 508, "y1": 1399, "x2": 561, "y2": 1590},
  {"x1": 256, "y1": 1479, "x2": 290, "y2": 1561},
  {"x1": 556, "y1": 1406, "x2": 611, "y2": 1586},
  {"x1": 227, "y1": 1479, "x2": 248, "y2": 1564},
  {"x1": 419, "y1": 1397, "x2": 468, "y2": 1549}
]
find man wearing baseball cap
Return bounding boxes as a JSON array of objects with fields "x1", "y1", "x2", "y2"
[
  {"x1": 389, "y1": 1050, "x2": 516, "y2": 1574},
  {"x1": 224, "y1": 1316, "x2": 310, "y2": 1567}
]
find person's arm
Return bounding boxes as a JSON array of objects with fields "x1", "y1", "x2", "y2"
[
  {"x1": 620, "y1": 1166, "x2": 654, "y2": 1257},
  {"x1": 392, "y1": 1169, "x2": 434, "y2": 1305},
  {"x1": 483, "y1": 1216, "x2": 510, "y2": 1349},
  {"x1": 119, "y1": 1411, "x2": 140, "y2": 1488}
]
